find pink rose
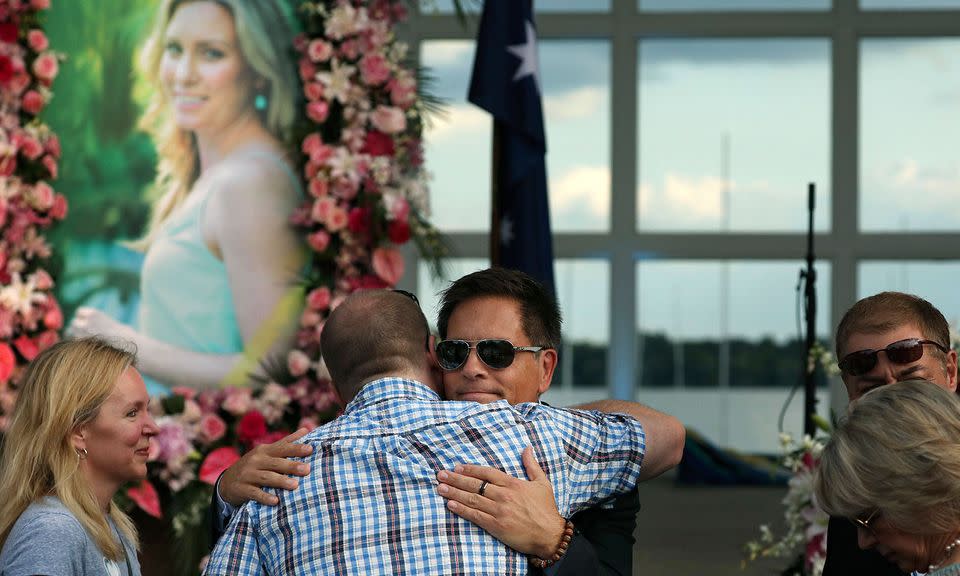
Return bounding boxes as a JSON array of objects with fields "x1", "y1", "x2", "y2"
[
  {"x1": 32, "y1": 0, "x2": 52, "y2": 9},
  {"x1": 222, "y1": 388, "x2": 252, "y2": 416},
  {"x1": 311, "y1": 197, "x2": 336, "y2": 224},
  {"x1": 306, "y1": 286, "x2": 331, "y2": 311},
  {"x1": 18, "y1": 136, "x2": 43, "y2": 160},
  {"x1": 302, "y1": 133, "x2": 322, "y2": 157},
  {"x1": 30, "y1": 181, "x2": 54, "y2": 210},
  {"x1": 340, "y1": 39, "x2": 360, "y2": 60},
  {"x1": 372, "y1": 247, "x2": 404, "y2": 286},
  {"x1": 32, "y1": 269, "x2": 53, "y2": 290},
  {"x1": 49, "y1": 194, "x2": 67, "y2": 219},
  {"x1": 182, "y1": 399, "x2": 202, "y2": 423},
  {"x1": 198, "y1": 413, "x2": 227, "y2": 443},
  {"x1": 308, "y1": 177, "x2": 329, "y2": 198},
  {"x1": 389, "y1": 74, "x2": 417, "y2": 109},
  {"x1": 359, "y1": 53, "x2": 391, "y2": 86},
  {"x1": 13, "y1": 335, "x2": 39, "y2": 361},
  {"x1": 32, "y1": 53, "x2": 58, "y2": 82},
  {"x1": 299, "y1": 59, "x2": 317, "y2": 83},
  {"x1": 326, "y1": 206, "x2": 348, "y2": 232},
  {"x1": 43, "y1": 300, "x2": 62, "y2": 330},
  {"x1": 45, "y1": 134, "x2": 61, "y2": 158},
  {"x1": 27, "y1": 30, "x2": 48, "y2": 52},
  {"x1": 307, "y1": 40, "x2": 333, "y2": 63},
  {"x1": 35, "y1": 330, "x2": 57, "y2": 353},
  {"x1": 307, "y1": 101, "x2": 330, "y2": 123},
  {"x1": 307, "y1": 230, "x2": 331, "y2": 252},
  {"x1": 21, "y1": 90, "x2": 44, "y2": 115},
  {"x1": 370, "y1": 105, "x2": 406, "y2": 134},
  {"x1": 287, "y1": 349, "x2": 312, "y2": 377},
  {"x1": 304, "y1": 81, "x2": 324, "y2": 102},
  {"x1": 299, "y1": 309, "x2": 322, "y2": 329},
  {"x1": 41, "y1": 155, "x2": 57, "y2": 179}
]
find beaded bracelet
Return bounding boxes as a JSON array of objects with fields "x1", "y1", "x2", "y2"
[{"x1": 529, "y1": 519, "x2": 575, "y2": 569}]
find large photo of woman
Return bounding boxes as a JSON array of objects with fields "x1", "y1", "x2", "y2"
[{"x1": 59, "y1": 0, "x2": 305, "y2": 396}]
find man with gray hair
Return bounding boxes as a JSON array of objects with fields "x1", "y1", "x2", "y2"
[{"x1": 823, "y1": 291, "x2": 958, "y2": 576}]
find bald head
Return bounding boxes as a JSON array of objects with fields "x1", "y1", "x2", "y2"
[{"x1": 321, "y1": 290, "x2": 432, "y2": 403}]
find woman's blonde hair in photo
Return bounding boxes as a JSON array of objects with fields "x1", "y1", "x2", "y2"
[
  {"x1": 815, "y1": 379, "x2": 960, "y2": 535},
  {"x1": 136, "y1": 0, "x2": 300, "y2": 247},
  {"x1": 0, "y1": 337, "x2": 139, "y2": 561}
]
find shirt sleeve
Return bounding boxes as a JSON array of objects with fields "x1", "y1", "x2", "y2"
[
  {"x1": 531, "y1": 406, "x2": 646, "y2": 517},
  {"x1": 214, "y1": 474, "x2": 237, "y2": 532},
  {"x1": 203, "y1": 504, "x2": 266, "y2": 576},
  {"x1": 1, "y1": 511, "x2": 87, "y2": 576}
]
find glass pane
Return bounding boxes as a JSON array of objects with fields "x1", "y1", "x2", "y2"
[
  {"x1": 552, "y1": 260, "x2": 609, "y2": 387},
  {"x1": 641, "y1": 0, "x2": 828, "y2": 11},
  {"x1": 637, "y1": 39, "x2": 831, "y2": 232},
  {"x1": 422, "y1": 41, "x2": 491, "y2": 232},
  {"x1": 637, "y1": 260, "x2": 832, "y2": 452},
  {"x1": 861, "y1": 0, "x2": 960, "y2": 8},
  {"x1": 424, "y1": 0, "x2": 609, "y2": 14},
  {"x1": 544, "y1": 41, "x2": 610, "y2": 232},
  {"x1": 860, "y1": 39, "x2": 960, "y2": 232},
  {"x1": 858, "y1": 262, "x2": 960, "y2": 329},
  {"x1": 423, "y1": 40, "x2": 610, "y2": 232},
  {"x1": 636, "y1": 260, "x2": 832, "y2": 389}
]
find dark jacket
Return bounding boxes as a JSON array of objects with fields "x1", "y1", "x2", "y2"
[{"x1": 822, "y1": 515, "x2": 907, "y2": 576}]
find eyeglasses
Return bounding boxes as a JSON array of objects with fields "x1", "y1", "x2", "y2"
[
  {"x1": 838, "y1": 338, "x2": 949, "y2": 376},
  {"x1": 852, "y1": 508, "x2": 881, "y2": 534},
  {"x1": 435, "y1": 339, "x2": 545, "y2": 371}
]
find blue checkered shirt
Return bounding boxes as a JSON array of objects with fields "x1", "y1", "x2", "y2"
[{"x1": 204, "y1": 377, "x2": 646, "y2": 575}]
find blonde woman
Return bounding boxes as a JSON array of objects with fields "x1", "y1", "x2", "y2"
[
  {"x1": 0, "y1": 337, "x2": 159, "y2": 575},
  {"x1": 68, "y1": 0, "x2": 305, "y2": 394},
  {"x1": 815, "y1": 380, "x2": 960, "y2": 575}
]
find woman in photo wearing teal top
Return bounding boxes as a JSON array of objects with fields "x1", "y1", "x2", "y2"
[{"x1": 68, "y1": 0, "x2": 305, "y2": 395}]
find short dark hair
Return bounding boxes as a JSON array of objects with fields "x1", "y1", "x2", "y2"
[
  {"x1": 321, "y1": 290, "x2": 430, "y2": 402},
  {"x1": 437, "y1": 268, "x2": 562, "y2": 349},
  {"x1": 836, "y1": 291, "x2": 951, "y2": 358}
]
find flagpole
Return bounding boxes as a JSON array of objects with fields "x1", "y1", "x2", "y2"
[{"x1": 490, "y1": 120, "x2": 502, "y2": 266}]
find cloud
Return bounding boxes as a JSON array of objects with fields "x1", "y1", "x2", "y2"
[
  {"x1": 550, "y1": 165, "x2": 610, "y2": 220},
  {"x1": 638, "y1": 173, "x2": 728, "y2": 226},
  {"x1": 544, "y1": 86, "x2": 606, "y2": 121},
  {"x1": 424, "y1": 103, "x2": 488, "y2": 143}
]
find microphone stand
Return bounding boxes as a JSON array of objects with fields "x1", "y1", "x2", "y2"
[{"x1": 801, "y1": 183, "x2": 818, "y2": 436}]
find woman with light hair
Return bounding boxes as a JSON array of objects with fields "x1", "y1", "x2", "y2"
[
  {"x1": 68, "y1": 0, "x2": 305, "y2": 394},
  {"x1": 815, "y1": 379, "x2": 960, "y2": 575},
  {"x1": 0, "y1": 337, "x2": 159, "y2": 574}
]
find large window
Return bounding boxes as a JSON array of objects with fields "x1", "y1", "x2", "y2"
[{"x1": 406, "y1": 0, "x2": 960, "y2": 452}]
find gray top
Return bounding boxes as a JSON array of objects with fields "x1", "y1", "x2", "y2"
[
  {"x1": 930, "y1": 566, "x2": 960, "y2": 576},
  {"x1": 0, "y1": 496, "x2": 139, "y2": 576}
]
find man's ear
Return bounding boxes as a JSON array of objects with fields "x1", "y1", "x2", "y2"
[
  {"x1": 426, "y1": 334, "x2": 438, "y2": 369},
  {"x1": 537, "y1": 348, "x2": 558, "y2": 396},
  {"x1": 946, "y1": 349, "x2": 959, "y2": 393}
]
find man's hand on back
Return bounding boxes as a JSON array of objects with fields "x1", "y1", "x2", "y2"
[
  {"x1": 435, "y1": 447, "x2": 567, "y2": 559},
  {"x1": 220, "y1": 427, "x2": 314, "y2": 507}
]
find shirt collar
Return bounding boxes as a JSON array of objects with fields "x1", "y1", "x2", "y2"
[{"x1": 344, "y1": 376, "x2": 441, "y2": 413}]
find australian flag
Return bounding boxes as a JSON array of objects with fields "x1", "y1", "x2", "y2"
[{"x1": 468, "y1": 0, "x2": 556, "y2": 295}]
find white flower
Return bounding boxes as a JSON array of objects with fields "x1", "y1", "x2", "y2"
[
  {"x1": 327, "y1": 147, "x2": 364, "y2": 186},
  {"x1": 318, "y1": 60, "x2": 356, "y2": 104},
  {"x1": 0, "y1": 272, "x2": 47, "y2": 316},
  {"x1": 325, "y1": 4, "x2": 368, "y2": 40}
]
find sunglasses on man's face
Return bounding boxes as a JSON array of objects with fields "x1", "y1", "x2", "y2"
[
  {"x1": 838, "y1": 338, "x2": 949, "y2": 377},
  {"x1": 435, "y1": 339, "x2": 545, "y2": 371}
]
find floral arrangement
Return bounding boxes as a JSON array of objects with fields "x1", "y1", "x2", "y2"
[
  {"x1": 0, "y1": 0, "x2": 66, "y2": 430},
  {"x1": 743, "y1": 432, "x2": 830, "y2": 576}
]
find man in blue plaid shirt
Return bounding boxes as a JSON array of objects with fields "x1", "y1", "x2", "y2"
[{"x1": 205, "y1": 289, "x2": 653, "y2": 575}]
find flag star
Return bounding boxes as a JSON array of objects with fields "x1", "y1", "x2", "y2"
[
  {"x1": 506, "y1": 20, "x2": 540, "y2": 92},
  {"x1": 500, "y1": 215, "x2": 515, "y2": 247}
]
